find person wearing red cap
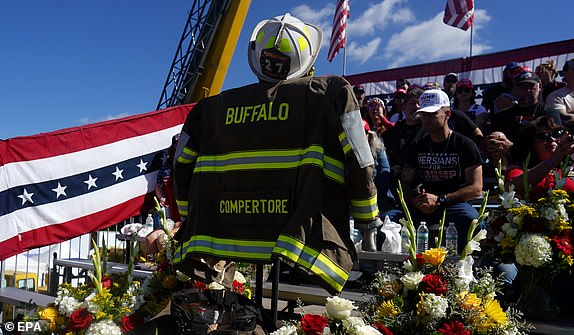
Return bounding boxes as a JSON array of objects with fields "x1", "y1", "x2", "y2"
[
  {"x1": 453, "y1": 79, "x2": 488, "y2": 131},
  {"x1": 366, "y1": 97, "x2": 394, "y2": 136}
]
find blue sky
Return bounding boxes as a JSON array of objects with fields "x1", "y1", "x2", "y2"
[{"x1": 0, "y1": 0, "x2": 571, "y2": 139}]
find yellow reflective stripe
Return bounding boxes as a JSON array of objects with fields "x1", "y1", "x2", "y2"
[
  {"x1": 173, "y1": 235, "x2": 275, "y2": 262},
  {"x1": 351, "y1": 195, "x2": 379, "y2": 221},
  {"x1": 176, "y1": 199, "x2": 188, "y2": 216},
  {"x1": 351, "y1": 195, "x2": 377, "y2": 207},
  {"x1": 198, "y1": 146, "x2": 322, "y2": 161},
  {"x1": 324, "y1": 155, "x2": 344, "y2": 170},
  {"x1": 192, "y1": 146, "x2": 345, "y2": 185},
  {"x1": 273, "y1": 234, "x2": 347, "y2": 292},
  {"x1": 184, "y1": 147, "x2": 198, "y2": 156},
  {"x1": 338, "y1": 132, "x2": 351, "y2": 154},
  {"x1": 177, "y1": 147, "x2": 199, "y2": 164}
]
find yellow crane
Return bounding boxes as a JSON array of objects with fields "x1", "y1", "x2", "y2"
[{"x1": 157, "y1": 0, "x2": 251, "y2": 109}]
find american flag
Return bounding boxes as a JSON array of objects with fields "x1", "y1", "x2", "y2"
[
  {"x1": 443, "y1": 0, "x2": 474, "y2": 31},
  {"x1": 0, "y1": 104, "x2": 192, "y2": 260},
  {"x1": 328, "y1": 0, "x2": 350, "y2": 62}
]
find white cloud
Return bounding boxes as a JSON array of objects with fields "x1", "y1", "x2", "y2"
[
  {"x1": 291, "y1": 4, "x2": 334, "y2": 48},
  {"x1": 347, "y1": 38, "x2": 382, "y2": 64},
  {"x1": 347, "y1": 0, "x2": 414, "y2": 38},
  {"x1": 383, "y1": 9, "x2": 492, "y2": 68},
  {"x1": 289, "y1": 2, "x2": 491, "y2": 68}
]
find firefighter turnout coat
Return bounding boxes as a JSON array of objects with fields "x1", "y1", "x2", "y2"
[{"x1": 172, "y1": 75, "x2": 378, "y2": 293}]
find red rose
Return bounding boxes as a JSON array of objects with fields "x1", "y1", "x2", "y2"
[
  {"x1": 121, "y1": 313, "x2": 145, "y2": 333},
  {"x1": 300, "y1": 314, "x2": 328, "y2": 335},
  {"x1": 101, "y1": 275, "x2": 112, "y2": 289},
  {"x1": 232, "y1": 280, "x2": 245, "y2": 295},
  {"x1": 373, "y1": 323, "x2": 394, "y2": 335},
  {"x1": 438, "y1": 320, "x2": 470, "y2": 335},
  {"x1": 66, "y1": 308, "x2": 93, "y2": 331},
  {"x1": 421, "y1": 274, "x2": 448, "y2": 295},
  {"x1": 194, "y1": 280, "x2": 207, "y2": 290}
]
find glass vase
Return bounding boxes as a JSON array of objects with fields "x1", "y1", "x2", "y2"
[{"x1": 515, "y1": 265, "x2": 560, "y2": 320}]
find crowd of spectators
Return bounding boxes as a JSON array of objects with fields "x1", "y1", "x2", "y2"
[{"x1": 354, "y1": 58, "x2": 574, "y2": 308}]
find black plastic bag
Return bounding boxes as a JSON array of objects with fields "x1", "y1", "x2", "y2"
[{"x1": 170, "y1": 288, "x2": 268, "y2": 334}]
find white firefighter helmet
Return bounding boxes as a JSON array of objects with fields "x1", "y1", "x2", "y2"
[{"x1": 248, "y1": 13, "x2": 322, "y2": 82}]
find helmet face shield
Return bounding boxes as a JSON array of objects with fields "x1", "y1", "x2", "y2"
[{"x1": 248, "y1": 13, "x2": 323, "y2": 82}]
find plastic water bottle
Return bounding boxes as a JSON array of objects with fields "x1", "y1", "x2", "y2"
[
  {"x1": 445, "y1": 222, "x2": 458, "y2": 255},
  {"x1": 400, "y1": 226, "x2": 410, "y2": 255},
  {"x1": 145, "y1": 213, "x2": 154, "y2": 231},
  {"x1": 416, "y1": 221, "x2": 429, "y2": 253}
]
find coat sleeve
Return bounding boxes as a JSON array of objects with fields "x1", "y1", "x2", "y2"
[
  {"x1": 330, "y1": 79, "x2": 379, "y2": 224},
  {"x1": 172, "y1": 102, "x2": 204, "y2": 221}
]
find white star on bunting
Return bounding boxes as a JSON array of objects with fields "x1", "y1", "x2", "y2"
[
  {"x1": 474, "y1": 87, "x2": 484, "y2": 97},
  {"x1": 18, "y1": 188, "x2": 34, "y2": 205},
  {"x1": 137, "y1": 159, "x2": 148, "y2": 173},
  {"x1": 112, "y1": 166, "x2": 124, "y2": 181},
  {"x1": 84, "y1": 174, "x2": 98, "y2": 190},
  {"x1": 52, "y1": 183, "x2": 68, "y2": 198}
]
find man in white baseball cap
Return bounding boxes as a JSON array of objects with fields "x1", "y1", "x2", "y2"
[{"x1": 401, "y1": 89, "x2": 484, "y2": 254}]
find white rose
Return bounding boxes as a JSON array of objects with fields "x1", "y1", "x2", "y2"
[
  {"x1": 400, "y1": 271, "x2": 424, "y2": 290},
  {"x1": 326, "y1": 296, "x2": 356, "y2": 320}
]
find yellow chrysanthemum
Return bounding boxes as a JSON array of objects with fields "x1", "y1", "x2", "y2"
[
  {"x1": 95, "y1": 311, "x2": 108, "y2": 320},
  {"x1": 422, "y1": 248, "x2": 447, "y2": 266},
  {"x1": 554, "y1": 219, "x2": 571, "y2": 231},
  {"x1": 416, "y1": 293, "x2": 427, "y2": 317},
  {"x1": 508, "y1": 205, "x2": 537, "y2": 218},
  {"x1": 565, "y1": 255, "x2": 574, "y2": 267},
  {"x1": 458, "y1": 291, "x2": 482, "y2": 310},
  {"x1": 38, "y1": 306, "x2": 60, "y2": 330},
  {"x1": 484, "y1": 299, "x2": 508, "y2": 325},
  {"x1": 550, "y1": 189, "x2": 568, "y2": 199},
  {"x1": 376, "y1": 300, "x2": 400, "y2": 318}
]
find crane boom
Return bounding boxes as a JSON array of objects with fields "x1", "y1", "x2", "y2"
[{"x1": 157, "y1": 0, "x2": 251, "y2": 109}]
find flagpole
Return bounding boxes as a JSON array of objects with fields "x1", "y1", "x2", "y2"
[
  {"x1": 469, "y1": 19, "x2": 473, "y2": 59},
  {"x1": 343, "y1": 46, "x2": 347, "y2": 76}
]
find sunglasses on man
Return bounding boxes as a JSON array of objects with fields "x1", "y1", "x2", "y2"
[{"x1": 536, "y1": 128, "x2": 565, "y2": 143}]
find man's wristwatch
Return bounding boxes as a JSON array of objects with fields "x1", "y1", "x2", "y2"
[{"x1": 437, "y1": 194, "x2": 447, "y2": 207}]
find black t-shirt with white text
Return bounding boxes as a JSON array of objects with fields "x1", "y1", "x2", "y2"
[{"x1": 404, "y1": 131, "x2": 482, "y2": 195}]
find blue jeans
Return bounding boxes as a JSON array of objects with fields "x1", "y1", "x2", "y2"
[{"x1": 372, "y1": 147, "x2": 394, "y2": 211}]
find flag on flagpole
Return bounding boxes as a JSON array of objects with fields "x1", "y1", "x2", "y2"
[
  {"x1": 328, "y1": 0, "x2": 350, "y2": 62},
  {"x1": 443, "y1": 0, "x2": 474, "y2": 31},
  {"x1": 0, "y1": 104, "x2": 192, "y2": 260}
]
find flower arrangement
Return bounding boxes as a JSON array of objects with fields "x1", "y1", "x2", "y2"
[
  {"x1": 271, "y1": 296, "x2": 383, "y2": 335},
  {"x1": 29, "y1": 199, "x2": 253, "y2": 334},
  {"x1": 136, "y1": 199, "x2": 253, "y2": 319},
  {"x1": 29, "y1": 238, "x2": 145, "y2": 335},
  {"x1": 486, "y1": 161, "x2": 574, "y2": 272},
  {"x1": 354, "y1": 182, "x2": 531, "y2": 335}
]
